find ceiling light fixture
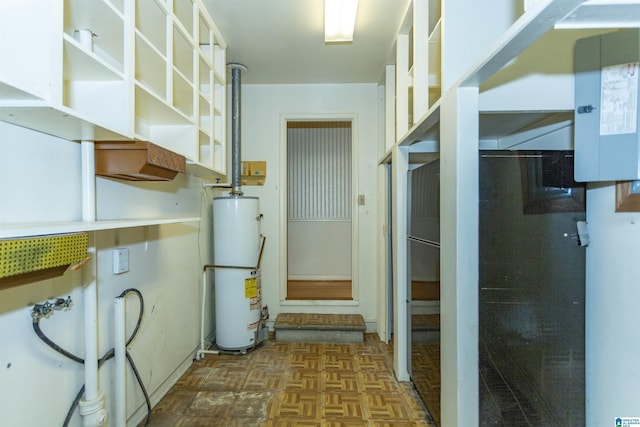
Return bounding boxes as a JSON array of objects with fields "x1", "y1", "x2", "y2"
[{"x1": 324, "y1": 0, "x2": 359, "y2": 43}]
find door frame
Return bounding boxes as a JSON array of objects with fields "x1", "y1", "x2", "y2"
[{"x1": 279, "y1": 113, "x2": 359, "y2": 303}]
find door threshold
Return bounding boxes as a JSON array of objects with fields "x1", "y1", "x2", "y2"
[{"x1": 286, "y1": 280, "x2": 352, "y2": 300}]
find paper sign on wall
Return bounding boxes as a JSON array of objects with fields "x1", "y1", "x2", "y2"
[{"x1": 600, "y1": 62, "x2": 639, "y2": 136}]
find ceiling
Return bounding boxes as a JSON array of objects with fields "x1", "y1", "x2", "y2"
[{"x1": 202, "y1": 0, "x2": 411, "y2": 84}]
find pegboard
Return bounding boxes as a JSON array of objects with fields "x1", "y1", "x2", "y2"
[{"x1": 0, "y1": 233, "x2": 88, "y2": 279}]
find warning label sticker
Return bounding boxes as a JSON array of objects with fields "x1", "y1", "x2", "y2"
[
  {"x1": 247, "y1": 320, "x2": 259, "y2": 330},
  {"x1": 245, "y1": 277, "x2": 257, "y2": 298}
]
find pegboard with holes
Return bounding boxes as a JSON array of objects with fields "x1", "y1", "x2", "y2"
[{"x1": 0, "y1": 233, "x2": 88, "y2": 279}]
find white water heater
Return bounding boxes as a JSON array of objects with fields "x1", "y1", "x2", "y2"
[{"x1": 213, "y1": 196, "x2": 263, "y2": 351}]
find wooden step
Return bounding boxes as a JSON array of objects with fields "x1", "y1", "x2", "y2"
[
  {"x1": 412, "y1": 314, "x2": 440, "y2": 344},
  {"x1": 274, "y1": 313, "x2": 365, "y2": 343}
]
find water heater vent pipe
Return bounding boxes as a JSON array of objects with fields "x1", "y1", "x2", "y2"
[{"x1": 228, "y1": 63, "x2": 247, "y2": 197}]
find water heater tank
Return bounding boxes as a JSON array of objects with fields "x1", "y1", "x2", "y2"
[
  {"x1": 213, "y1": 197, "x2": 261, "y2": 266},
  {"x1": 212, "y1": 196, "x2": 262, "y2": 351}
]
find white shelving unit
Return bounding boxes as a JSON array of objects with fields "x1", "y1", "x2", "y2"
[
  {"x1": 0, "y1": 0, "x2": 227, "y2": 238},
  {"x1": 0, "y1": 0, "x2": 227, "y2": 175},
  {"x1": 395, "y1": 0, "x2": 441, "y2": 140},
  {"x1": 132, "y1": 0, "x2": 227, "y2": 177},
  {"x1": 387, "y1": 0, "x2": 640, "y2": 424},
  {"x1": 394, "y1": 0, "x2": 640, "y2": 149}
]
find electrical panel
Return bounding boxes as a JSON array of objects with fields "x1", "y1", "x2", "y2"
[{"x1": 574, "y1": 29, "x2": 640, "y2": 182}]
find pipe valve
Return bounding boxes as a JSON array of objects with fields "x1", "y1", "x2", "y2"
[{"x1": 31, "y1": 296, "x2": 73, "y2": 320}]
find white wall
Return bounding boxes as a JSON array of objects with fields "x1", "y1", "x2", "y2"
[
  {"x1": 234, "y1": 83, "x2": 380, "y2": 327},
  {"x1": 586, "y1": 182, "x2": 640, "y2": 424},
  {"x1": 0, "y1": 122, "x2": 214, "y2": 426}
]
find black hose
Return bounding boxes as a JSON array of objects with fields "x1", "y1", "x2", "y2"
[
  {"x1": 32, "y1": 288, "x2": 151, "y2": 427},
  {"x1": 32, "y1": 321, "x2": 85, "y2": 364},
  {"x1": 62, "y1": 386, "x2": 84, "y2": 427},
  {"x1": 126, "y1": 352, "x2": 152, "y2": 422},
  {"x1": 119, "y1": 288, "x2": 151, "y2": 426}
]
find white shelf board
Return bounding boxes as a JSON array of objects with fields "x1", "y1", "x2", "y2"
[
  {"x1": 378, "y1": 146, "x2": 393, "y2": 165},
  {"x1": 398, "y1": 100, "x2": 441, "y2": 146},
  {"x1": 66, "y1": 0, "x2": 125, "y2": 64},
  {"x1": 63, "y1": 35, "x2": 124, "y2": 80},
  {"x1": 479, "y1": 111, "x2": 572, "y2": 143},
  {"x1": 0, "y1": 82, "x2": 44, "y2": 102},
  {"x1": 186, "y1": 160, "x2": 225, "y2": 181},
  {"x1": 135, "y1": 84, "x2": 193, "y2": 124},
  {"x1": 0, "y1": 217, "x2": 200, "y2": 239},
  {"x1": 460, "y1": 0, "x2": 585, "y2": 88},
  {"x1": 0, "y1": 106, "x2": 130, "y2": 141},
  {"x1": 397, "y1": 101, "x2": 573, "y2": 148},
  {"x1": 555, "y1": 0, "x2": 640, "y2": 29},
  {"x1": 460, "y1": 0, "x2": 640, "y2": 89}
]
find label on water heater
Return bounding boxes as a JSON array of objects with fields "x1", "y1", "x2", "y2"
[{"x1": 245, "y1": 277, "x2": 257, "y2": 298}]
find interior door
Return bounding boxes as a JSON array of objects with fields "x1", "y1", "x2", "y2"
[{"x1": 286, "y1": 120, "x2": 353, "y2": 300}]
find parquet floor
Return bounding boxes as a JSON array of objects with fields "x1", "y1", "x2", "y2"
[{"x1": 147, "y1": 333, "x2": 436, "y2": 426}]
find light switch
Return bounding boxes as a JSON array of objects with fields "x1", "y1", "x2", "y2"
[
  {"x1": 358, "y1": 194, "x2": 365, "y2": 205},
  {"x1": 112, "y1": 248, "x2": 129, "y2": 274}
]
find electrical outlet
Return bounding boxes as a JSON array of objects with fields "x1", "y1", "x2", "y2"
[{"x1": 112, "y1": 248, "x2": 129, "y2": 274}]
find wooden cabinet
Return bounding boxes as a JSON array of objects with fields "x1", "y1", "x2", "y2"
[{"x1": 0, "y1": 0, "x2": 227, "y2": 177}]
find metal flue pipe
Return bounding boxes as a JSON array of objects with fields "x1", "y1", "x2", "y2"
[{"x1": 228, "y1": 63, "x2": 247, "y2": 197}]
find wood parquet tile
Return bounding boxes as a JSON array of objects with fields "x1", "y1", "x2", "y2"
[
  {"x1": 146, "y1": 334, "x2": 437, "y2": 427},
  {"x1": 322, "y1": 419, "x2": 369, "y2": 427},
  {"x1": 290, "y1": 353, "x2": 322, "y2": 370},
  {"x1": 285, "y1": 369, "x2": 322, "y2": 391},
  {"x1": 357, "y1": 371, "x2": 401, "y2": 394},
  {"x1": 242, "y1": 369, "x2": 288, "y2": 391},
  {"x1": 270, "y1": 391, "x2": 321, "y2": 419},
  {"x1": 322, "y1": 393, "x2": 365, "y2": 418},
  {"x1": 323, "y1": 370, "x2": 360, "y2": 392},
  {"x1": 363, "y1": 394, "x2": 411, "y2": 420},
  {"x1": 324, "y1": 353, "x2": 356, "y2": 370},
  {"x1": 200, "y1": 367, "x2": 247, "y2": 391}
]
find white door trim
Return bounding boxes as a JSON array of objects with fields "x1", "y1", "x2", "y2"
[{"x1": 279, "y1": 113, "x2": 360, "y2": 302}]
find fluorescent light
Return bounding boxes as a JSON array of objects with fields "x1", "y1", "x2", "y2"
[{"x1": 324, "y1": 0, "x2": 359, "y2": 43}]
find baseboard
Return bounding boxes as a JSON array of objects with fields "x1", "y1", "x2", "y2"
[{"x1": 365, "y1": 320, "x2": 377, "y2": 333}]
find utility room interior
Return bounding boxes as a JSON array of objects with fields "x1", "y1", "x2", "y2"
[{"x1": 2, "y1": 1, "x2": 640, "y2": 426}]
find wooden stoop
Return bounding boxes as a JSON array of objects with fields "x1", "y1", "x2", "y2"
[
  {"x1": 274, "y1": 313, "x2": 365, "y2": 343},
  {"x1": 412, "y1": 314, "x2": 440, "y2": 344}
]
